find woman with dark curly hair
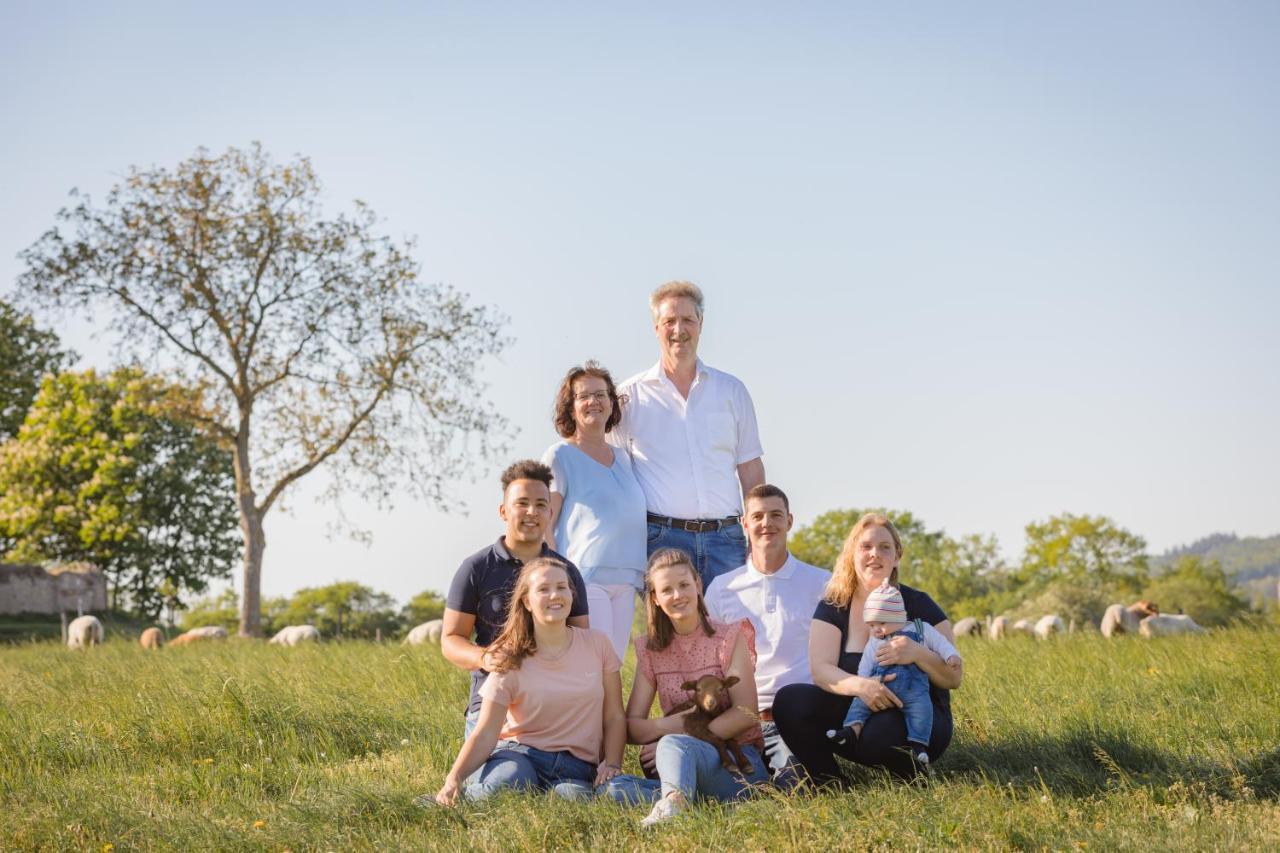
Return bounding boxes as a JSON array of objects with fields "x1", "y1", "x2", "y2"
[{"x1": 541, "y1": 361, "x2": 647, "y2": 661}]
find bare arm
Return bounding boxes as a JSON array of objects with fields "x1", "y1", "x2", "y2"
[
  {"x1": 441, "y1": 608, "x2": 487, "y2": 671},
  {"x1": 736, "y1": 457, "x2": 765, "y2": 502},
  {"x1": 625, "y1": 668, "x2": 690, "y2": 744},
  {"x1": 434, "y1": 697, "x2": 506, "y2": 805},
  {"x1": 545, "y1": 492, "x2": 564, "y2": 552},
  {"x1": 809, "y1": 621, "x2": 903, "y2": 709},
  {"x1": 707, "y1": 631, "x2": 761, "y2": 740},
  {"x1": 595, "y1": 670, "x2": 626, "y2": 785}
]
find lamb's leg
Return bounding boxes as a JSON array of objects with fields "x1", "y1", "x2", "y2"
[{"x1": 726, "y1": 738, "x2": 753, "y2": 776}]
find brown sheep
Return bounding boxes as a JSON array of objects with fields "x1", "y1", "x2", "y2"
[
  {"x1": 665, "y1": 674, "x2": 752, "y2": 775},
  {"x1": 169, "y1": 626, "x2": 229, "y2": 647},
  {"x1": 139, "y1": 627, "x2": 164, "y2": 649}
]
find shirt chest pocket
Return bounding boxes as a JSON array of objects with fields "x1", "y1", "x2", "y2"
[{"x1": 705, "y1": 412, "x2": 736, "y2": 454}]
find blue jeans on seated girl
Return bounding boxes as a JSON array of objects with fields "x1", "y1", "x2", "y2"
[
  {"x1": 843, "y1": 626, "x2": 933, "y2": 748},
  {"x1": 465, "y1": 740, "x2": 597, "y2": 801},
  {"x1": 601, "y1": 734, "x2": 769, "y2": 805}
]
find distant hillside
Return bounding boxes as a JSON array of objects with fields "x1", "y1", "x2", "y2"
[{"x1": 1154, "y1": 533, "x2": 1280, "y2": 603}]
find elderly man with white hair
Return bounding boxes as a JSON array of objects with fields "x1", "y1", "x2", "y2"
[{"x1": 611, "y1": 281, "x2": 765, "y2": 591}]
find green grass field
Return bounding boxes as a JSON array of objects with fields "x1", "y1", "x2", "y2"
[{"x1": 2, "y1": 628, "x2": 1278, "y2": 851}]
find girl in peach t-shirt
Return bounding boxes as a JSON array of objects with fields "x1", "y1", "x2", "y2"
[
  {"x1": 432, "y1": 558, "x2": 626, "y2": 805},
  {"x1": 607, "y1": 548, "x2": 769, "y2": 827}
]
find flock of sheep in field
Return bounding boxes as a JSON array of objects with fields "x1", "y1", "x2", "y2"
[
  {"x1": 953, "y1": 600, "x2": 1206, "y2": 641},
  {"x1": 61, "y1": 600, "x2": 1207, "y2": 651},
  {"x1": 63, "y1": 616, "x2": 447, "y2": 649}
]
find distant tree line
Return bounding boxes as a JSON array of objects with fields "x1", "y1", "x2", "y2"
[
  {"x1": 180, "y1": 583, "x2": 445, "y2": 639},
  {"x1": 790, "y1": 508, "x2": 1253, "y2": 628}
]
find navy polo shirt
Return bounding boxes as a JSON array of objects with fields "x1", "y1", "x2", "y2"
[{"x1": 445, "y1": 537, "x2": 590, "y2": 714}]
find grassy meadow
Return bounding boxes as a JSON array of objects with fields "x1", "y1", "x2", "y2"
[{"x1": 2, "y1": 627, "x2": 1278, "y2": 851}]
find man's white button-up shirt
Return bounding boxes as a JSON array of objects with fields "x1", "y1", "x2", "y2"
[
  {"x1": 612, "y1": 359, "x2": 762, "y2": 520},
  {"x1": 704, "y1": 552, "x2": 831, "y2": 710}
]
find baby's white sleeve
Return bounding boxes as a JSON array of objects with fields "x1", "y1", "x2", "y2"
[
  {"x1": 855, "y1": 637, "x2": 877, "y2": 677},
  {"x1": 922, "y1": 623, "x2": 961, "y2": 661}
]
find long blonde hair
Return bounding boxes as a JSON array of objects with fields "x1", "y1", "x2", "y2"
[
  {"x1": 822, "y1": 513, "x2": 903, "y2": 608},
  {"x1": 644, "y1": 548, "x2": 716, "y2": 651},
  {"x1": 486, "y1": 557, "x2": 573, "y2": 672}
]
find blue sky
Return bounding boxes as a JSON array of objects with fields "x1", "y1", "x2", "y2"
[{"x1": 3, "y1": 3, "x2": 1277, "y2": 605}]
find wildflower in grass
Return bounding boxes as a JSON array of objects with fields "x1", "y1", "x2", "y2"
[
  {"x1": 101, "y1": 845, "x2": 113, "y2": 853},
  {"x1": 193, "y1": 757, "x2": 214, "y2": 765},
  {"x1": 400, "y1": 738, "x2": 410, "y2": 746},
  {"x1": 253, "y1": 820, "x2": 266, "y2": 829}
]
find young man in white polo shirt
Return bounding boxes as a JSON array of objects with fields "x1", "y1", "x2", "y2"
[
  {"x1": 705, "y1": 484, "x2": 830, "y2": 778},
  {"x1": 611, "y1": 281, "x2": 765, "y2": 591}
]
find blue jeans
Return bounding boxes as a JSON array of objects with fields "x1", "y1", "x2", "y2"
[
  {"x1": 601, "y1": 734, "x2": 768, "y2": 804},
  {"x1": 843, "y1": 660, "x2": 933, "y2": 749},
  {"x1": 465, "y1": 740, "x2": 598, "y2": 802},
  {"x1": 647, "y1": 521, "x2": 747, "y2": 592}
]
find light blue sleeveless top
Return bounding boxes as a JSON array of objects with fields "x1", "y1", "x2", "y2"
[{"x1": 541, "y1": 441, "x2": 648, "y2": 591}]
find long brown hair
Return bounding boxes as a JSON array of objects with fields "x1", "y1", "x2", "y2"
[
  {"x1": 822, "y1": 513, "x2": 903, "y2": 608},
  {"x1": 486, "y1": 557, "x2": 573, "y2": 672},
  {"x1": 644, "y1": 548, "x2": 716, "y2": 652}
]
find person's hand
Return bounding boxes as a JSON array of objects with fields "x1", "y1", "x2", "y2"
[
  {"x1": 435, "y1": 776, "x2": 461, "y2": 807},
  {"x1": 594, "y1": 762, "x2": 622, "y2": 786},
  {"x1": 859, "y1": 674, "x2": 903, "y2": 713},
  {"x1": 640, "y1": 741, "x2": 659, "y2": 777},
  {"x1": 875, "y1": 633, "x2": 922, "y2": 667}
]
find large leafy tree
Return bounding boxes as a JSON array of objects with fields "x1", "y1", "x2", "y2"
[
  {"x1": 0, "y1": 299, "x2": 75, "y2": 440},
  {"x1": 0, "y1": 368, "x2": 239, "y2": 616},
  {"x1": 1018, "y1": 512, "x2": 1148, "y2": 593},
  {"x1": 18, "y1": 144, "x2": 509, "y2": 635}
]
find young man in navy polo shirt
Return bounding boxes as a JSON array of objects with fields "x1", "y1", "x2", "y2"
[{"x1": 441, "y1": 459, "x2": 591, "y2": 736}]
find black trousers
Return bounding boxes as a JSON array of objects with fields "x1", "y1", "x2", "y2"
[{"x1": 772, "y1": 682, "x2": 953, "y2": 785}]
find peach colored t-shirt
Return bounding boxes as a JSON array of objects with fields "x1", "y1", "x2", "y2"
[
  {"x1": 633, "y1": 618, "x2": 765, "y2": 749},
  {"x1": 478, "y1": 627, "x2": 621, "y2": 763}
]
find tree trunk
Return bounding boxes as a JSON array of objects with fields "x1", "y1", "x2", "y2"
[
  {"x1": 238, "y1": 501, "x2": 265, "y2": 637},
  {"x1": 232, "y1": 418, "x2": 265, "y2": 638}
]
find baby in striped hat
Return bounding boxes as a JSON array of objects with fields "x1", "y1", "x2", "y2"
[{"x1": 826, "y1": 580, "x2": 961, "y2": 773}]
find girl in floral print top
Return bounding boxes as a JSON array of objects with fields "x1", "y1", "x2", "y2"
[{"x1": 619, "y1": 548, "x2": 769, "y2": 827}]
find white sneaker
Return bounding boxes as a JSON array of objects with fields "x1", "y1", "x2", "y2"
[
  {"x1": 915, "y1": 751, "x2": 933, "y2": 777},
  {"x1": 640, "y1": 793, "x2": 687, "y2": 828}
]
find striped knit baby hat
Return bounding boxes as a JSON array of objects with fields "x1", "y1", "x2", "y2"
[{"x1": 863, "y1": 579, "x2": 907, "y2": 624}]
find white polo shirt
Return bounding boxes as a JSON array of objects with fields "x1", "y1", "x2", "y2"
[
  {"x1": 704, "y1": 552, "x2": 831, "y2": 710},
  {"x1": 611, "y1": 359, "x2": 763, "y2": 520}
]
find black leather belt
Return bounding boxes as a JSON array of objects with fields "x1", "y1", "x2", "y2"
[{"x1": 646, "y1": 512, "x2": 741, "y2": 533}]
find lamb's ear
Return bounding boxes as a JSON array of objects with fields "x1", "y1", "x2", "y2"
[
  {"x1": 681, "y1": 680, "x2": 697, "y2": 691},
  {"x1": 723, "y1": 676, "x2": 739, "y2": 688}
]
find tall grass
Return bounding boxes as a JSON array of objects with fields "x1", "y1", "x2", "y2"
[{"x1": 2, "y1": 629, "x2": 1277, "y2": 850}]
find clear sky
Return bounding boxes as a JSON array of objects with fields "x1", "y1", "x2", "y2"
[{"x1": 3, "y1": 2, "x2": 1278, "y2": 606}]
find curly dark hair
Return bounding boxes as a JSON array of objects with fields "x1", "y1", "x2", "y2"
[
  {"x1": 552, "y1": 361, "x2": 624, "y2": 438},
  {"x1": 500, "y1": 459, "x2": 554, "y2": 493}
]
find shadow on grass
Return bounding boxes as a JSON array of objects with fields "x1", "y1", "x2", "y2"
[{"x1": 929, "y1": 728, "x2": 1280, "y2": 801}]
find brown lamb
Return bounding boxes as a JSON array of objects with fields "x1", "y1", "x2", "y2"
[{"x1": 666, "y1": 674, "x2": 753, "y2": 775}]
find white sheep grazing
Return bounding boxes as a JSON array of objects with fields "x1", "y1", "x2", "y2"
[
  {"x1": 169, "y1": 625, "x2": 230, "y2": 647},
  {"x1": 1139, "y1": 613, "x2": 1206, "y2": 638},
  {"x1": 403, "y1": 619, "x2": 444, "y2": 645},
  {"x1": 1010, "y1": 618, "x2": 1035, "y2": 636},
  {"x1": 269, "y1": 624, "x2": 321, "y2": 646},
  {"x1": 953, "y1": 617, "x2": 981, "y2": 637},
  {"x1": 1034, "y1": 614, "x2": 1066, "y2": 640},
  {"x1": 988, "y1": 615, "x2": 1008, "y2": 640},
  {"x1": 67, "y1": 615, "x2": 104, "y2": 649},
  {"x1": 1100, "y1": 600, "x2": 1160, "y2": 638}
]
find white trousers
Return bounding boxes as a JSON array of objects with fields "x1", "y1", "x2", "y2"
[{"x1": 586, "y1": 583, "x2": 637, "y2": 662}]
